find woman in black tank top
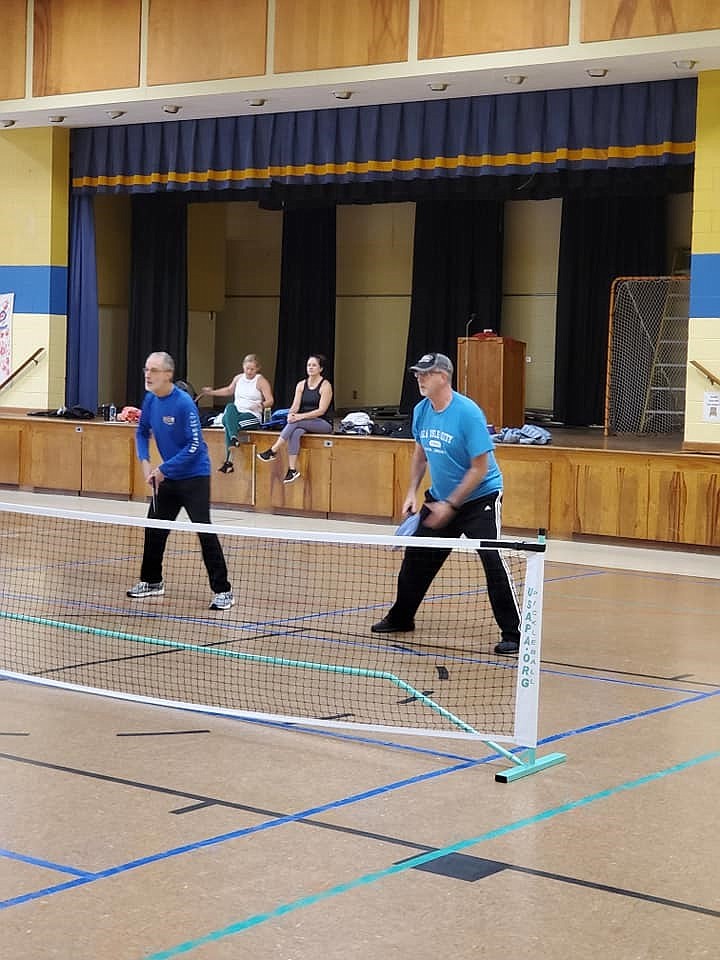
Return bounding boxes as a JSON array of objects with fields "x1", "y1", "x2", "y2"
[{"x1": 256, "y1": 354, "x2": 334, "y2": 484}]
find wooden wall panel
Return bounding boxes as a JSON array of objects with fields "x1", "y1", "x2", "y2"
[
  {"x1": 573, "y1": 459, "x2": 648, "y2": 539},
  {"x1": 33, "y1": 0, "x2": 141, "y2": 96},
  {"x1": 275, "y1": 0, "x2": 408, "y2": 73},
  {"x1": 648, "y1": 465, "x2": 720, "y2": 547},
  {"x1": 419, "y1": 0, "x2": 569, "y2": 60},
  {"x1": 2, "y1": 0, "x2": 27, "y2": 101},
  {"x1": 148, "y1": 0, "x2": 267, "y2": 85},
  {"x1": 499, "y1": 457, "x2": 551, "y2": 530},
  {"x1": 0, "y1": 424, "x2": 21, "y2": 485},
  {"x1": 582, "y1": 0, "x2": 720, "y2": 42}
]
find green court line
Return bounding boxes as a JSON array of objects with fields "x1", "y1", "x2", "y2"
[
  {"x1": 142, "y1": 749, "x2": 720, "y2": 959},
  {"x1": 0, "y1": 610, "x2": 477, "y2": 735}
]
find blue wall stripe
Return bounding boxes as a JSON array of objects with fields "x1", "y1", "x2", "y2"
[
  {"x1": 0, "y1": 266, "x2": 68, "y2": 316},
  {"x1": 690, "y1": 253, "x2": 720, "y2": 319},
  {"x1": 142, "y1": 750, "x2": 720, "y2": 959}
]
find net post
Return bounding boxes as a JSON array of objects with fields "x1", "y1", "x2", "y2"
[{"x1": 491, "y1": 530, "x2": 567, "y2": 783}]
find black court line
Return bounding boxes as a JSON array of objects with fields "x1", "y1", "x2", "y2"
[
  {"x1": 506, "y1": 864, "x2": 720, "y2": 918},
  {"x1": 2, "y1": 748, "x2": 714, "y2": 920},
  {"x1": 116, "y1": 730, "x2": 211, "y2": 737},
  {"x1": 542, "y1": 659, "x2": 720, "y2": 688}
]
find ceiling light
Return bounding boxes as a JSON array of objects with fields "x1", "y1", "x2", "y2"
[
  {"x1": 106, "y1": 110, "x2": 125, "y2": 120},
  {"x1": 246, "y1": 98, "x2": 266, "y2": 107},
  {"x1": 428, "y1": 82, "x2": 448, "y2": 92},
  {"x1": 503, "y1": 75, "x2": 526, "y2": 86},
  {"x1": 1, "y1": 120, "x2": 15, "y2": 128},
  {"x1": 48, "y1": 115, "x2": 65, "y2": 123},
  {"x1": 162, "y1": 104, "x2": 181, "y2": 114},
  {"x1": 332, "y1": 90, "x2": 353, "y2": 100},
  {"x1": 586, "y1": 68, "x2": 608, "y2": 78},
  {"x1": 673, "y1": 59, "x2": 697, "y2": 70}
]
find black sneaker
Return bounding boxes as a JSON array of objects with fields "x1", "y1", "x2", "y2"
[
  {"x1": 218, "y1": 460, "x2": 234, "y2": 473},
  {"x1": 257, "y1": 449, "x2": 276, "y2": 462},
  {"x1": 283, "y1": 468, "x2": 301, "y2": 483},
  {"x1": 494, "y1": 639, "x2": 520, "y2": 656},
  {"x1": 371, "y1": 616, "x2": 415, "y2": 634}
]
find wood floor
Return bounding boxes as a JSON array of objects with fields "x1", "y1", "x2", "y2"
[{"x1": 1, "y1": 491, "x2": 718, "y2": 960}]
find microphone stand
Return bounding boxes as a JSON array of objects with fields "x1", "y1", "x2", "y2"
[{"x1": 463, "y1": 313, "x2": 477, "y2": 395}]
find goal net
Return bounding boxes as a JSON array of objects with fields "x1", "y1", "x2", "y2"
[{"x1": 604, "y1": 276, "x2": 690, "y2": 435}]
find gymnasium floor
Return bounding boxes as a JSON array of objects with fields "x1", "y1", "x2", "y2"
[{"x1": 1, "y1": 489, "x2": 719, "y2": 959}]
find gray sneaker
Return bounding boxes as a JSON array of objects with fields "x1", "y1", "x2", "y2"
[
  {"x1": 127, "y1": 580, "x2": 165, "y2": 599},
  {"x1": 210, "y1": 591, "x2": 235, "y2": 611}
]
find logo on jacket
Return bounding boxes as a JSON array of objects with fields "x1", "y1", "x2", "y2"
[{"x1": 162, "y1": 416, "x2": 176, "y2": 425}]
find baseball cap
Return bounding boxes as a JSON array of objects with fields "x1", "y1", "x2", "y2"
[{"x1": 409, "y1": 352, "x2": 454, "y2": 375}]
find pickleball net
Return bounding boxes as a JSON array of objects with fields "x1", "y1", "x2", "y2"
[{"x1": 0, "y1": 501, "x2": 565, "y2": 775}]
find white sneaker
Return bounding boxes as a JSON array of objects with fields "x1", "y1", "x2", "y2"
[
  {"x1": 209, "y1": 591, "x2": 235, "y2": 610},
  {"x1": 127, "y1": 580, "x2": 165, "y2": 599}
]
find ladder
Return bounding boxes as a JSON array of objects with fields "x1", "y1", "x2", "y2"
[{"x1": 639, "y1": 277, "x2": 690, "y2": 433}]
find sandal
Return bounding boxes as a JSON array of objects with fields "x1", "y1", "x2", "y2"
[{"x1": 218, "y1": 460, "x2": 234, "y2": 474}]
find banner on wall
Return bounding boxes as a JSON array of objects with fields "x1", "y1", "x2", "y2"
[{"x1": 0, "y1": 293, "x2": 13, "y2": 381}]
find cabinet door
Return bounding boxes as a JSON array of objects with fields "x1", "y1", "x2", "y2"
[
  {"x1": 330, "y1": 439, "x2": 395, "y2": 519},
  {"x1": 82, "y1": 425, "x2": 134, "y2": 495},
  {"x1": 28, "y1": 422, "x2": 82, "y2": 490}
]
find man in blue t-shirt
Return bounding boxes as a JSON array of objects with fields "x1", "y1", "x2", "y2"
[
  {"x1": 371, "y1": 352, "x2": 520, "y2": 655},
  {"x1": 126, "y1": 352, "x2": 234, "y2": 611}
]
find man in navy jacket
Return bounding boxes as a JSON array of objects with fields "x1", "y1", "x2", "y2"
[{"x1": 126, "y1": 352, "x2": 234, "y2": 611}]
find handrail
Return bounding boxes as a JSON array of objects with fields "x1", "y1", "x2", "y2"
[
  {"x1": 0, "y1": 347, "x2": 45, "y2": 395},
  {"x1": 690, "y1": 359, "x2": 720, "y2": 388}
]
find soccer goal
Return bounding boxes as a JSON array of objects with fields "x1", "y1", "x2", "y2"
[
  {"x1": 0, "y1": 501, "x2": 565, "y2": 783},
  {"x1": 604, "y1": 275, "x2": 690, "y2": 436}
]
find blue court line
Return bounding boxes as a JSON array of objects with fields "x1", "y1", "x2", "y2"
[
  {"x1": 2, "y1": 687, "x2": 718, "y2": 912},
  {"x1": 0, "y1": 847, "x2": 93, "y2": 878},
  {"x1": 539, "y1": 688, "x2": 720, "y2": 745},
  {"x1": 141, "y1": 749, "x2": 720, "y2": 959}
]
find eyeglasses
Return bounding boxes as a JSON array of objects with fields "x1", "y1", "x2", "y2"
[{"x1": 143, "y1": 367, "x2": 170, "y2": 374}]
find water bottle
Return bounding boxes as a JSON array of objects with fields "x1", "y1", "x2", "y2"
[
  {"x1": 109, "y1": 404, "x2": 117, "y2": 421},
  {"x1": 263, "y1": 407, "x2": 271, "y2": 424}
]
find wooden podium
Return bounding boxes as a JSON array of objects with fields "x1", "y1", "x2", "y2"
[{"x1": 456, "y1": 336, "x2": 526, "y2": 429}]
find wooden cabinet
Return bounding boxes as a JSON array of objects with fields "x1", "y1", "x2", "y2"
[
  {"x1": 456, "y1": 336, "x2": 526, "y2": 429},
  {"x1": 2, "y1": 414, "x2": 720, "y2": 547}
]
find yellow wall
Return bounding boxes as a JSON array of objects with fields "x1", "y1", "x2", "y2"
[
  {"x1": 215, "y1": 203, "x2": 283, "y2": 394},
  {"x1": 188, "y1": 203, "x2": 226, "y2": 312},
  {"x1": 685, "y1": 71, "x2": 720, "y2": 448},
  {"x1": 336, "y1": 203, "x2": 414, "y2": 408},
  {"x1": 0, "y1": 127, "x2": 69, "y2": 408}
]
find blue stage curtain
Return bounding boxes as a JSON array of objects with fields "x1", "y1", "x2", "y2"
[
  {"x1": 126, "y1": 195, "x2": 188, "y2": 406},
  {"x1": 65, "y1": 193, "x2": 99, "y2": 411},
  {"x1": 70, "y1": 80, "x2": 696, "y2": 196}
]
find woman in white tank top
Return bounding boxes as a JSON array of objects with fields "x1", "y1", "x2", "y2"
[{"x1": 199, "y1": 354, "x2": 274, "y2": 473}]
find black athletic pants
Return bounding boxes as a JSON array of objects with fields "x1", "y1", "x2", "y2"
[
  {"x1": 140, "y1": 476, "x2": 231, "y2": 593},
  {"x1": 387, "y1": 491, "x2": 520, "y2": 642}
]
